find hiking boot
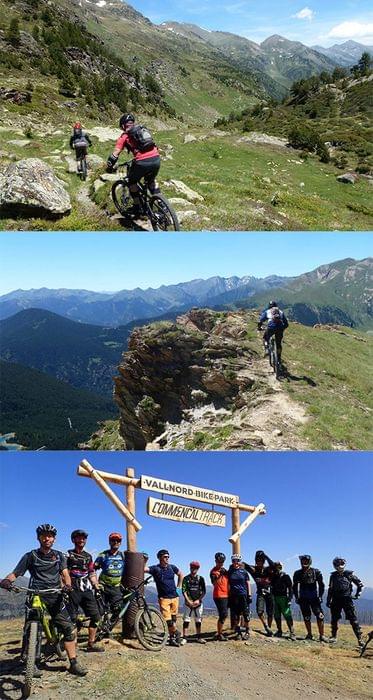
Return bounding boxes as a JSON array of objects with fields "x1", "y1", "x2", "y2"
[
  {"x1": 196, "y1": 637, "x2": 206, "y2": 644},
  {"x1": 69, "y1": 660, "x2": 88, "y2": 677},
  {"x1": 305, "y1": 634, "x2": 314, "y2": 641},
  {"x1": 274, "y1": 630, "x2": 283, "y2": 638},
  {"x1": 319, "y1": 635, "x2": 329, "y2": 643},
  {"x1": 86, "y1": 643, "x2": 105, "y2": 652},
  {"x1": 266, "y1": 628, "x2": 273, "y2": 637}
]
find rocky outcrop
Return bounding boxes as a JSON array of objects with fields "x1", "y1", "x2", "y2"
[
  {"x1": 114, "y1": 309, "x2": 308, "y2": 450},
  {"x1": 0, "y1": 159, "x2": 71, "y2": 217},
  {"x1": 337, "y1": 172, "x2": 358, "y2": 184},
  {"x1": 0, "y1": 88, "x2": 31, "y2": 105}
]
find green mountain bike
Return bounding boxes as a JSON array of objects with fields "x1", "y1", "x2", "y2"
[
  {"x1": 94, "y1": 576, "x2": 167, "y2": 651},
  {"x1": 111, "y1": 161, "x2": 180, "y2": 231},
  {"x1": 10, "y1": 585, "x2": 66, "y2": 699}
]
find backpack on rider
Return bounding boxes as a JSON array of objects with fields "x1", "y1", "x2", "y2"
[{"x1": 127, "y1": 124, "x2": 155, "y2": 153}]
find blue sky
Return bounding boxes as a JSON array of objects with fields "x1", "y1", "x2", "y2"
[
  {"x1": 0, "y1": 232, "x2": 371, "y2": 295},
  {"x1": 0, "y1": 451, "x2": 372, "y2": 585},
  {"x1": 128, "y1": 0, "x2": 373, "y2": 46}
]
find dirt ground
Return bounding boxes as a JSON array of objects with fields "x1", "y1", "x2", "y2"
[{"x1": 0, "y1": 617, "x2": 372, "y2": 700}]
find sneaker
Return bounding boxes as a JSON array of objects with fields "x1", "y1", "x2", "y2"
[
  {"x1": 274, "y1": 631, "x2": 283, "y2": 638},
  {"x1": 242, "y1": 632, "x2": 250, "y2": 641},
  {"x1": 319, "y1": 635, "x2": 329, "y2": 643},
  {"x1": 235, "y1": 632, "x2": 243, "y2": 641},
  {"x1": 305, "y1": 634, "x2": 314, "y2": 641},
  {"x1": 168, "y1": 637, "x2": 180, "y2": 647},
  {"x1": 289, "y1": 632, "x2": 296, "y2": 641},
  {"x1": 86, "y1": 643, "x2": 105, "y2": 652},
  {"x1": 266, "y1": 628, "x2": 273, "y2": 637},
  {"x1": 357, "y1": 639, "x2": 364, "y2": 648},
  {"x1": 329, "y1": 636, "x2": 337, "y2": 644},
  {"x1": 33, "y1": 666, "x2": 43, "y2": 678},
  {"x1": 69, "y1": 661, "x2": 88, "y2": 677},
  {"x1": 196, "y1": 637, "x2": 206, "y2": 644},
  {"x1": 179, "y1": 637, "x2": 187, "y2": 646},
  {"x1": 215, "y1": 634, "x2": 228, "y2": 642}
]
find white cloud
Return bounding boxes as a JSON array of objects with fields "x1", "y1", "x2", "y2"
[
  {"x1": 292, "y1": 7, "x2": 315, "y2": 21},
  {"x1": 328, "y1": 21, "x2": 373, "y2": 41},
  {"x1": 0, "y1": 522, "x2": 9, "y2": 529}
]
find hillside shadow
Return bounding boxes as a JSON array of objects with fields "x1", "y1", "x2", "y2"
[
  {"x1": 0, "y1": 657, "x2": 24, "y2": 700},
  {"x1": 280, "y1": 364, "x2": 317, "y2": 386}
]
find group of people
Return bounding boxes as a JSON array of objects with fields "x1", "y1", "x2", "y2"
[
  {"x1": 0, "y1": 525, "x2": 365, "y2": 681},
  {"x1": 69, "y1": 113, "x2": 161, "y2": 219}
]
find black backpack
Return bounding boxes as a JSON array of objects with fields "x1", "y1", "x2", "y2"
[
  {"x1": 269, "y1": 307, "x2": 282, "y2": 325},
  {"x1": 128, "y1": 124, "x2": 155, "y2": 152}
]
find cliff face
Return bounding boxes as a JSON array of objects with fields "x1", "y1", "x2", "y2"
[{"x1": 114, "y1": 309, "x2": 307, "y2": 451}]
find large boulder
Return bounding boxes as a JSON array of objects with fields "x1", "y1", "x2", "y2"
[
  {"x1": 0, "y1": 158, "x2": 71, "y2": 217},
  {"x1": 337, "y1": 172, "x2": 358, "y2": 184},
  {"x1": 163, "y1": 179, "x2": 204, "y2": 202}
]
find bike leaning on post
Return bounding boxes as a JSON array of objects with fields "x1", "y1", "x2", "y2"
[
  {"x1": 10, "y1": 585, "x2": 66, "y2": 699},
  {"x1": 94, "y1": 576, "x2": 167, "y2": 651},
  {"x1": 111, "y1": 161, "x2": 180, "y2": 231}
]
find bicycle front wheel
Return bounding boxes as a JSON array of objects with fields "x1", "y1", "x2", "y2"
[
  {"x1": 149, "y1": 194, "x2": 180, "y2": 231},
  {"x1": 111, "y1": 180, "x2": 132, "y2": 217},
  {"x1": 23, "y1": 621, "x2": 38, "y2": 698},
  {"x1": 134, "y1": 605, "x2": 167, "y2": 651}
]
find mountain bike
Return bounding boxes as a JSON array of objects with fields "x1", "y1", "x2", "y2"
[
  {"x1": 93, "y1": 576, "x2": 167, "y2": 651},
  {"x1": 111, "y1": 161, "x2": 180, "y2": 231},
  {"x1": 359, "y1": 630, "x2": 373, "y2": 657},
  {"x1": 10, "y1": 585, "x2": 66, "y2": 699},
  {"x1": 77, "y1": 153, "x2": 88, "y2": 181},
  {"x1": 268, "y1": 334, "x2": 282, "y2": 380}
]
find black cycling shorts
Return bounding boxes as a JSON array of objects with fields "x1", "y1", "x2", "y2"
[
  {"x1": 75, "y1": 146, "x2": 87, "y2": 161},
  {"x1": 299, "y1": 598, "x2": 324, "y2": 621},
  {"x1": 128, "y1": 156, "x2": 160, "y2": 186},
  {"x1": 214, "y1": 597, "x2": 228, "y2": 623},
  {"x1": 103, "y1": 583, "x2": 123, "y2": 615},
  {"x1": 68, "y1": 588, "x2": 101, "y2": 626},
  {"x1": 256, "y1": 591, "x2": 274, "y2": 617},
  {"x1": 39, "y1": 592, "x2": 75, "y2": 641},
  {"x1": 330, "y1": 597, "x2": 358, "y2": 624},
  {"x1": 229, "y1": 594, "x2": 250, "y2": 623}
]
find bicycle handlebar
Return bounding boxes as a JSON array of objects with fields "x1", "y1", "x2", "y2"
[{"x1": 9, "y1": 585, "x2": 63, "y2": 594}]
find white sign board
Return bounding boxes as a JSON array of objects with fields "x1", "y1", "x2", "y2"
[
  {"x1": 141, "y1": 475, "x2": 239, "y2": 508},
  {"x1": 147, "y1": 497, "x2": 226, "y2": 527}
]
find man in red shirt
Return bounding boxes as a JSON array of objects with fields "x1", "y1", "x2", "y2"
[
  {"x1": 210, "y1": 552, "x2": 229, "y2": 641},
  {"x1": 107, "y1": 113, "x2": 161, "y2": 216}
]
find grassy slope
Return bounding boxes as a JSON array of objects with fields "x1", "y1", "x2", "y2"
[{"x1": 245, "y1": 323, "x2": 373, "y2": 450}]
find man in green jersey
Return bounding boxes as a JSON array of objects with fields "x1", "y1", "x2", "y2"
[{"x1": 94, "y1": 532, "x2": 125, "y2": 621}]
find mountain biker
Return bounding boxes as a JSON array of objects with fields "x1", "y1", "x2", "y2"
[
  {"x1": 145, "y1": 549, "x2": 183, "y2": 647},
  {"x1": 327, "y1": 557, "x2": 364, "y2": 647},
  {"x1": 244, "y1": 550, "x2": 275, "y2": 636},
  {"x1": 106, "y1": 113, "x2": 161, "y2": 217},
  {"x1": 182, "y1": 561, "x2": 206, "y2": 644},
  {"x1": 94, "y1": 532, "x2": 125, "y2": 622},
  {"x1": 210, "y1": 552, "x2": 229, "y2": 641},
  {"x1": 257, "y1": 301, "x2": 289, "y2": 363},
  {"x1": 69, "y1": 121, "x2": 92, "y2": 173},
  {"x1": 293, "y1": 554, "x2": 328, "y2": 642},
  {"x1": 66, "y1": 530, "x2": 104, "y2": 653},
  {"x1": 0, "y1": 524, "x2": 87, "y2": 677},
  {"x1": 228, "y1": 554, "x2": 251, "y2": 640},
  {"x1": 271, "y1": 561, "x2": 296, "y2": 640}
]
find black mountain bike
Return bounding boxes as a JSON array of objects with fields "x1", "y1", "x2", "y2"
[
  {"x1": 111, "y1": 161, "x2": 180, "y2": 231},
  {"x1": 268, "y1": 334, "x2": 282, "y2": 380},
  {"x1": 9, "y1": 585, "x2": 66, "y2": 699},
  {"x1": 77, "y1": 153, "x2": 88, "y2": 181},
  {"x1": 93, "y1": 577, "x2": 167, "y2": 651}
]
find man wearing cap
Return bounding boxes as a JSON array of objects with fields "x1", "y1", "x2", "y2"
[
  {"x1": 67, "y1": 530, "x2": 104, "y2": 652},
  {"x1": 146, "y1": 550, "x2": 183, "y2": 647},
  {"x1": 182, "y1": 562, "x2": 207, "y2": 644},
  {"x1": 228, "y1": 554, "x2": 251, "y2": 640},
  {"x1": 94, "y1": 532, "x2": 125, "y2": 622}
]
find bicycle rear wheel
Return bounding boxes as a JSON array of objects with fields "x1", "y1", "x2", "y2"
[
  {"x1": 23, "y1": 621, "x2": 38, "y2": 698},
  {"x1": 272, "y1": 341, "x2": 281, "y2": 379},
  {"x1": 112, "y1": 180, "x2": 132, "y2": 217},
  {"x1": 80, "y1": 158, "x2": 88, "y2": 181},
  {"x1": 134, "y1": 605, "x2": 167, "y2": 651},
  {"x1": 149, "y1": 194, "x2": 180, "y2": 231}
]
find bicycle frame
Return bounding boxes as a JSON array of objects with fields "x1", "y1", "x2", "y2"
[{"x1": 25, "y1": 593, "x2": 57, "y2": 643}]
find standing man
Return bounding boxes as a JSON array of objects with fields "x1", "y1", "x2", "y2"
[
  {"x1": 327, "y1": 557, "x2": 364, "y2": 647},
  {"x1": 95, "y1": 532, "x2": 125, "y2": 622},
  {"x1": 0, "y1": 524, "x2": 87, "y2": 677},
  {"x1": 146, "y1": 550, "x2": 183, "y2": 647},
  {"x1": 293, "y1": 554, "x2": 329, "y2": 642},
  {"x1": 244, "y1": 550, "x2": 275, "y2": 636},
  {"x1": 182, "y1": 561, "x2": 206, "y2": 644},
  {"x1": 67, "y1": 529, "x2": 104, "y2": 653},
  {"x1": 210, "y1": 552, "x2": 229, "y2": 641},
  {"x1": 271, "y1": 561, "x2": 296, "y2": 640},
  {"x1": 228, "y1": 554, "x2": 251, "y2": 640}
]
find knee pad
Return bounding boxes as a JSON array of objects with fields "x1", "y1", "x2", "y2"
[
  {"x1": 63, "y1": 623, "x2": 76, "y2": 642},
  {"x1": 316, "y1": 612, "x2": 324, "y2": 620},
  {"x1": 303, "y1": 615, "x2": 311, "y2": 622}
]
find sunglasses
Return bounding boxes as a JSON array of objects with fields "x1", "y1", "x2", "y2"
[{"x1": 110, "y1": 539, "x2": 121, "y2": 543}]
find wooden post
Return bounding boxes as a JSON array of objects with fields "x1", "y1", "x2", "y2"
[
  {"x1": 79, "y1": 460, "x2": 142, "y2": 531},
  {"x1": 231, "y1": 508, "x2": 241, "y2": 555},
  {"x1": 229, "y1": 503, "x2": 266, "y2": 545},
  {"x1": 126, "y1": 467, "x2": 137, "y2": 552}
]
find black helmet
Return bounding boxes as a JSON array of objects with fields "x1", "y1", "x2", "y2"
[
  {"x1": 157, "y1": 549, "x2": 169, "y2": 558},
  {"x1": 71, "y1": 529, "x2": 88, "y2": 542},
  {"x1": 119, "y1": 113, "x2": 135, "y2": 128},
  {"x1": 299, "y1": 554, "x2": 312, "y2": 566},
  {"x1": 215, "y1": 552, "x2": 226, "y2": 562},
  {"x1": 268, "y1": 301, "x2": 277, "y2": 308},
  {"x1": 36, "y1": 523, "x2": 57, "y2": 537},
  {"x1": 255, "y1": 549, "x2": 265, "y2": 561},
  {"x1": 333, "y1": 557, "x2": 346, "y2": 568}
]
